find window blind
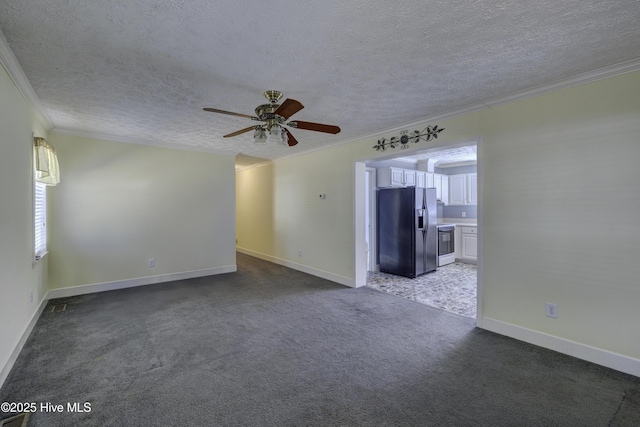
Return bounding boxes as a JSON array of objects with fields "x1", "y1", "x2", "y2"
[{"x1": 35, "y1": 181, "x2": 47, "y2": 260}]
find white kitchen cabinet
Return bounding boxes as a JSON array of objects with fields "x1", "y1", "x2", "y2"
[
  {"x1": 378, "y1": 167, "x2": 408, "y2": 187},
  {"x1": 433, "y1": 173, "x2": 443, "y2": 200},
  {"x1": 425, "y1": 172, "x2": 435, "y2": 188},
  {"x1": 461, "y1": 226, "x2": 478, "y2": 261},
  {"x1": 467, "y1": 173, "x2": 478, "y2": 205},
  {"x1": 377, "y1": 168, "x2": 449, "y2": 206},
  {"x1": 376, "y1": 167, "x2": 419, "y2": 188},
  {"x1": 436, "y1": 174, "x2": 449, "y2": 205},
  {"x1": 390, "y1": 168, "x2": 404, "y2": 187},
  {"x1": 448, "y1": 173, "x2": 477, "y2": 205},
  {"x1": 449, "y1": 174, "x2": 467, "y2": 205},
  {"x1": 403, "y1": 170, "x2": 417, "y2": 186},
  {"x1": 443, "y1": 175, "x2": 450, "y2": 205}
]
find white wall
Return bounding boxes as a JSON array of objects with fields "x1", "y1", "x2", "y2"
[
  {"x1": 47, "y1": 134, "x2": 237, "y2": 291},
  {"x1": 0, "y1": 62, "x2": 49, "y2": 384},
  {"x1": 236, "y1": 70, "x2": 640, "y2": 375}
]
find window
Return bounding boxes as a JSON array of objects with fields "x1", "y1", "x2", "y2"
[
  {"x1": 33, "y1": 136, "x2": 59, "y2": 260},
  {"x1": 34, "y1": 180, "x2": 47, "y2": 260}
]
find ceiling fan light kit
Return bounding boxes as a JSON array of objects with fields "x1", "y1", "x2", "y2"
[
  {"x1": 253, "y1": 127, "x2": 267, "y2": 144},
  {"x1": 204, "y1": 90, "x2": 340, "y2": 147}
]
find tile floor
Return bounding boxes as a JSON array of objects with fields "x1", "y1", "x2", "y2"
[{"x1": 366, "y1": 262, "x2": 477, "y2": 318}]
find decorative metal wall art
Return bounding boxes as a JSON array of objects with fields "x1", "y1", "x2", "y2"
[{"x1": 372, "y1": 125, "x2": 444, "y2": 151}]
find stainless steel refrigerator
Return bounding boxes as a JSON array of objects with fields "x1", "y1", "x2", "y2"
[{"x1": 377, "y1": 187, "x2": 437, "y2": 278}]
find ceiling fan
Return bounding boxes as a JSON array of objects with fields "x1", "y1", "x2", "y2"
[{"x1": 203, "y1": 90, "x2": 340, "y2": 147}]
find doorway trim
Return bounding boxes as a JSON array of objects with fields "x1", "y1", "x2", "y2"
[{"x1": 365, "y1": 167, "x2": 377, "y2": 272}]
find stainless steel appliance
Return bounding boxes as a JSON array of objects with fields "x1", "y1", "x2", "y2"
[
  {"x1": 437, "y1": 224, "x2": 456, "y2": 266},
  {"x1": 377, "y1": 187, "x2": 437, "y2": 278}
]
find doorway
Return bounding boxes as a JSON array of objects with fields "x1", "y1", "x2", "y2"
[{"x1": 356, "y1": 138, "x2": 482, "y2": 323}]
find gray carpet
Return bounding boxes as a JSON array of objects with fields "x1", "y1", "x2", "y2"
[{"x1": 1, "y1": 253, "x2": 639, "y2": 426}]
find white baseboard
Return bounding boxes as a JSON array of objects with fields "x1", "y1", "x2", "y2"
[
  {"x1": 237, "y1": 247, "x2": 354, "y2": 288},
  {"x1": 46, "y1": 265, "x2": 237, "y2": 299},
  {"x1": 0, "y1": 296, "x2": 49, "y2": 388},
  {"x1": 481, "y1": 317, "x2": 640, "y2": 378}
]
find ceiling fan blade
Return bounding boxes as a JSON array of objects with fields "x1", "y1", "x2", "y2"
[
  {"x1": 203, "y1": 107, "x2": 257, "y2": 120},
  {"x1": 224, "y1": 126, "x2": 256, "y2": 138},
  {"x1": 283, "y1": 128, "x2": 298, "y2": 147},
  {"x1": 274, "y1": 98, "x2": 304, "y2": 119},
  {"x1": 288, "y1": 121, "x2": 341, "y2": 134}
]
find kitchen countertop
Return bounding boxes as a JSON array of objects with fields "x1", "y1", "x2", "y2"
[{"x1": 439, "y1": 218, "x2": 478, "y2": 227}]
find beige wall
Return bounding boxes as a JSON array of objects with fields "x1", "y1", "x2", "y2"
[
  {"x1": 479, "y1": 71, "x2": 640, "y2": 358},
  {"x1": 0, "y1": 62, "x2": 49, "y2": 380},
  {"x1": 47, "y1": 134, "x2": 237, "y2": 290},
  {"x1": 236, "y1": 70, "x2": 640, "y2": 371},
  {"x1": 237, "y1": 143, "x2": 359, "y2": 284},
  {"x1": 236, "y1": 162, "x2": 275, "y2": 255}
]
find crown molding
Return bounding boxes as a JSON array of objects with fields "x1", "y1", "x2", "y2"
[
  {"x1": 477, "y1": 57, "x2": 640, "y2": 110},
  {"x1": 235, "y1": 159, "x2": 274, "y2": 172},
  {"x1": 0, "y1": 30, "x2": 53, "y2": 130},
  {"x1": 436, "y1": 160, "x2": 477, "y2": 168},
  {"x1": 393, "y1": 157, "x2": 418, "y2": 165},
  {"x1": 51, "y1": 127, "x2": 238, "y2": 157}
]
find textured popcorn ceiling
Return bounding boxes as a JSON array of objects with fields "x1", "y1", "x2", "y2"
[
  {"x1": 1, "y1": 1, "x2": 640, "y2": 166},
  {"x1": 397, "y1": 145, "x2": 478, "y2": 166}
]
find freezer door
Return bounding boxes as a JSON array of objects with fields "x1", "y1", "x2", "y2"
[{"x1": 378, "y1": 187, "x2": 416, "y2": 278}]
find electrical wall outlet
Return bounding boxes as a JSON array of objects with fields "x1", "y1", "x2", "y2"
[
  {"x1": 298, "y1": 250, "x2": 302, "y2": 257},
  {"x1": 462, "y1": 211, "x2": 466, "y2": 217},
  {"x1": 148, "y1": 258, "x2": 155, "y2": 267},
  {"x1": 546, "y1": 303, "x2": 558, "y2": 318}
]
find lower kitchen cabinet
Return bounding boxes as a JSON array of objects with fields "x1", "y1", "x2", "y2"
[{"x1": 461, "y1": 226, "x2": 478, "y2": 262}]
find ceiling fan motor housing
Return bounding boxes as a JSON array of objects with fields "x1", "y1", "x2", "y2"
[{"x1": 255, "y1": 103, "x2": 286, "y2": 130}]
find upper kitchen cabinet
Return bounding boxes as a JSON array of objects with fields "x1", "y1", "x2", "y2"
[
  {"x1": 449, "y1": 173, "x2": 477, "y2": 205},
  {"x1": 377, "y1": 167, "x2": 449, "y2": 204},
  {"x1": 449, "y1": 174, "x2": 466, "y2": 205},
  {"x1": 467, "y1": 173, "x2": 478, "y2": 205},
  {"x1": 424, "y1": 172, "x2": 435, "y2": 188},
  {"x1": 434, "y1": 174, "x2": 449, "y2": 205},
  {"x1": 377, "y1": 167, "x2": 417, "y2": 187}
]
